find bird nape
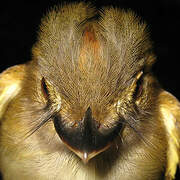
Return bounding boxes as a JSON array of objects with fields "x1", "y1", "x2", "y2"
[{"x1": 0, "y1": 2, "x2": 179, "y2": 180}]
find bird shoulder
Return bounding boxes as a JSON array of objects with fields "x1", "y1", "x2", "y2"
[
  {"x1": 0, "y1": 65, "x2": 26, "y2": 119},
  {"x1": 159, "y1": 90, "x2": 180, "y2": 179}
]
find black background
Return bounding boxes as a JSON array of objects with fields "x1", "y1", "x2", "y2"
[{"x1": 0, "y1": 0, "x2": 179, "y2": 179}]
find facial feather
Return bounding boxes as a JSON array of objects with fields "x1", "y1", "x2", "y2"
[
  {"x1": 22, "y1": 3, "x2": 159, "y2": 145},
  {"x1": 32, "y1": 5, "x2": 154, "y2": 110}
]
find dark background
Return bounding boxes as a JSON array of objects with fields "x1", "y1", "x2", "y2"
[{"x1": 0, "y1": 0, "x2": 179, "y2": 179}]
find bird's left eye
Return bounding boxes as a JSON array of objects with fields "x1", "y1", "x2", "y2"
[{"x1": 41, "y1": 77, "x2": 49, "y2": 98}]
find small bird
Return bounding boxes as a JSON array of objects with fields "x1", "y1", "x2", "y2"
[{"x1": 0, "y1": 2, "x2": 179, "y2": 180}]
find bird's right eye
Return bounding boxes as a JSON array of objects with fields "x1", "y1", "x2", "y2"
[
  {"x1": 41, "y1": 77, "x2": 49, "y2": 98},
  {"x1": 133, "y1": 71, "x2": 143, "y2": 100},
  {"x1": 134, "y1": 78, "x2": 143, "y2": 99}
]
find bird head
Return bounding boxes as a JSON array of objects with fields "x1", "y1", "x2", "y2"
[{"x1": 24, "y1": 3, "x2": 158, "y2": 163}]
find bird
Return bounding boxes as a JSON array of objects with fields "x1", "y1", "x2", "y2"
[{"x1": 0, "y1": 2, "x2": 179, "y2": 180}]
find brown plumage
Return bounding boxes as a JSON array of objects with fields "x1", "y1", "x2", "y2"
[{"x1": 0, "y1": 2, "x2": 179, "y2": 180}]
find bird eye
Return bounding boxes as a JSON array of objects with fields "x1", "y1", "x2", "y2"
[
  {"x1": 133, "y1": 71, "x2": 143, "y2": 99},
  {"x1": 41, "y1": 77, "x2": 49, "y2": 98},
  {"x1": 134, "y1": 79, "x2": 143, "y2": 99}
]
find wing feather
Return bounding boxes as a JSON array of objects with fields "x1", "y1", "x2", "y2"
[
  {"x1": 0, "y1": 65, "x2": 25, "y2": 119},
  {"x1": 159, "y1": 91, "x2": 180, "y2": 179}
]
